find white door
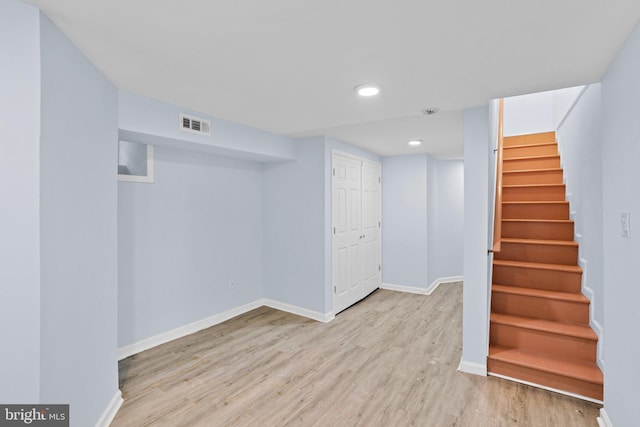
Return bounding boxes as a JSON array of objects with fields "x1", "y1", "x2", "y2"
[
  {"x1": 332, "y1": 155, "x2": 363, "y2": 314},
  {"x1": 361, "y1": 161, "x2": 381, "y2": 295},
  {"x1": 332, "y1": 153, "x2": 382, "y2": 314}
]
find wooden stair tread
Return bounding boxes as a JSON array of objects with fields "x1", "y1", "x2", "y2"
[
  {"x1": 492, "y1": 284, "x2": 588, "y2": 303},
  {"x1": 503, "y1": 183, "x2": 564, "y2": 189},
  {"x1": 503, "y1": 200, "x2": 568, "y2": 204},
  {"x1": 489, "y1": 345, "x2": 603, "y2": 385},
  {"x1": 500, "y1": 238, "x2": 578, "y2": 247},
  {"x1": 503, "y1": 142, "x2": 558, "y2": 150},
  {"x1": 493, "y1": 259, "x2": 581, "y2": 273},
  {"x1": 490, "y1": 313, "x2": 597, "y2": 340},
  {"x1": 504, "y1": 133, "x2": 556, "y2": 146},
  {"x1": 503, "y1": 168, "x2": 563, "y2": 174},
  {"x1": 503, "y1": 218, "x2": 573, "y2": 223},
  {"x1": 504, "y1": 154, "x2": 560, "y2": 161}
]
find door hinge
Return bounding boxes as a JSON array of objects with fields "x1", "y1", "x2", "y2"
[
  {"x1": 378, "y1": 221, "x2": 381, "y2": 227},
  {"x1": 378, "y1": 265, "x2": 381, "y2": 271},
  {"x1": 378, "y1": 177, "x2": 381, "y2": 183},
  {"x1": 334, "y1": 286, "x2": 336, "y2": 293},
  {"x1": 333, "y1": 168, "x2": 336, "y2": 176},
  {"x1": 333, "y1": 227, "x2": 336, "y2": 234}
]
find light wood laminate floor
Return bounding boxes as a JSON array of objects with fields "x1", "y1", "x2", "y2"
[{"x1": 113, "y1": 283, "x2": 600, "y2": 426}]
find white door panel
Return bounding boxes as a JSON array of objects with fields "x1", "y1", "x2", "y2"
[
  {"x1": 332, "y1": 153, "x2": 381, "y2": 314},
  {"x1": 362, "y1": 161, "x2": 381, "y2": 295},
  {"x1": 333, "y1": 155, "x2": 363, "y2": 313}
]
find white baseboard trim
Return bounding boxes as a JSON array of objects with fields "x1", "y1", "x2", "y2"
[
  {"x1": 381, "y1": 276, "x2": 463, "y2": 296},
  {"x1": 118, "y1": 298, "x2": 335, "y2": 360},
  {"x1": 118, "y1": 299, "x2": 263, "y2": 360},
  {"x1": 262, "y1": 298, "x2": 334, "y2": 323},
  {"x1": 458, "y1": 358, "x2": 487, "y2": 376},
  {"x1": 427, "y1": 276, "x2": 464, "y2": 295},
  {"x1": 380, "y1": 283, "x2": 429, "y2": 295},
  {"x1": 95, "y1": 390, "x2": 123, "y2": 427},
  {"x1": 489, "y1": 372, "x2": 603, "y2": 405},
  {"x1": 597, "y1": 408, "x2": 613, "y2": 427}
]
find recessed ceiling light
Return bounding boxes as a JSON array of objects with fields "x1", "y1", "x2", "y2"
[
  {"x1": 408, "y1": 140, "x2": 423, "y2": 146},
  {"x1": 421, "y1": 107, "x2": 440, "y2": 115},
  {"x1": 354, "y1": 84, "x2": 380, "y2": 97}
]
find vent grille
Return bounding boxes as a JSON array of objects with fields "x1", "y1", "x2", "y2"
[{"x1": 180, "y1": 113, "x2": 211, "y2": 136}]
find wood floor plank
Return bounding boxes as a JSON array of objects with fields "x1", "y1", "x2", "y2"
[{"x1": 112, "y1": 283, "x2": 600, "y2": 426}]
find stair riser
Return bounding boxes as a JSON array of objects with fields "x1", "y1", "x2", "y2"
[
  {"x1": 504, "y1": 132, "x2": 556, "y2": 147},
  {"x1": 491, "y1": 292, "x2": 589, "y2": 324},
  {"x1": 503, "y1": 170, "x2": 564, "y2": 185},
  {"x1": 503, "y1": 156, "x2": 560, "y2": 171},
  {"x1": 488, "y1": 359, "x2": 603, "y2": 401},
  {"x1": 495, "y1": 242, "x2": 578, "y2": 265},
  {"x1": 502, "y1": 203, "x2": 569, "y2": 220},
  {"x1": 502, "y1": 221, "x2": 574, "y2": 241},
  {"x1": 503, "y1": 144, "x2": 558, "y2": 159},
  {"x1": 490, "y1": 323, "x2": 596, "y2": 362},
  {"x1": 492, "y1": 264, "x2": 582, "y2": 293},
  {"x1": 502, "y1": 186, "x2": 565, "y2": 202}
]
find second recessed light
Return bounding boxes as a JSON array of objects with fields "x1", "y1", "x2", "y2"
[
  {"x1": 408, "y1": 140, "x2": 423, "y2": 146},
  {"x1": 354, "y1": 84, "x2": 380, "y2": 97}
]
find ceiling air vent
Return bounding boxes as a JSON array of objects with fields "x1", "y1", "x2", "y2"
[{"x1": 180, "y1": 113, "x2": 211, "y2": 136}]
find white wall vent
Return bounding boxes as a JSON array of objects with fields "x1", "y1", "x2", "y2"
[{"x1": 180, "y1": 113, "x2": 211, "y2": 136}]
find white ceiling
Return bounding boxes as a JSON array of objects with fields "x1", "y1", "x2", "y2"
[{"x1": 27, "y1": 0, "x2": 640, "y2": 157}]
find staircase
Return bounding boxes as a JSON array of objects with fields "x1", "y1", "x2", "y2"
[{"x1": 488, "y1": 131, "x2": 603, "y2": 402}]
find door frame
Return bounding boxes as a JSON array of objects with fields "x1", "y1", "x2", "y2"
[{"x1": 331, "y1": 149, "x2": 382, "y2": 314}]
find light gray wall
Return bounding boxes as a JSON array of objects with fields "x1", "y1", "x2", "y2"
[
  {"x1": 39, "y1": 13, "x2": 119, "y2": 427},
  {"x1": 600, "y1": 22, "x2": 640, "y2": 427},
  {"x1": 0, "y1": 0, "x2": 41, "y2": 403},
  {"x1": 382, "y1": 155, "x2": 463, "y2": 289},
  {"x1": 428, "y1": 159, "x2": 464, "y2": 283},
  {"x1": 263, "y1": 137, "x2": 326, "y2": 312},
  {"x1": 381, "y1": 155, "x2": 429, "y2": 287},
  {"x1": 427, "y1": 155, "x2": 438, "y2": 286},
  {"x1": 262, "y1": 136, "x2": 380, "y2": 315},
  {"x1": 462, "y1": 106, "x2": 490, "y2": 370},
  {"x1": 503, "y1": 91, "x2": 555, "y2": 136},
  {"x1": 556, "y1": 84, "x2": 604, "y2": 364},
  {"x1": 118, "y1": 147, "x2": 264, "y2": 346}
]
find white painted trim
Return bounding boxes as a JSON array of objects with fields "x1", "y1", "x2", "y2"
[
  {"x1": 117, "y1": 299, "x2": 263, "y2": 360},
  {"x1": 427, "y1": 276, "x2": 464, "y2": 295},
  {"x1": 263, "y1": 299, "x2": 334, "y2": 323},
  {"x1": 581, "y1": 260, "x2": 605, "y2": 369},
  {"x1": 489, "y1": 372, "x2": 603, "y2": 405},
  {"x1": 95, "y1": 390, "x2": 123, "y2": 427},
  {"x1": 458, "y1": 358, "x2": 487, "y2": 376},
  {"x1": 118, "y1": 298, "x2": 336, "y2": 360},
  {"x1": 597, "y1": 408, "x2": 613, "y2": 427},
  {"x1": 380, "y1": 283, "x2": 429, "y2": 295},
  {"x1": 381, "y1": 277, "x2": 463, "y2": 297}
]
